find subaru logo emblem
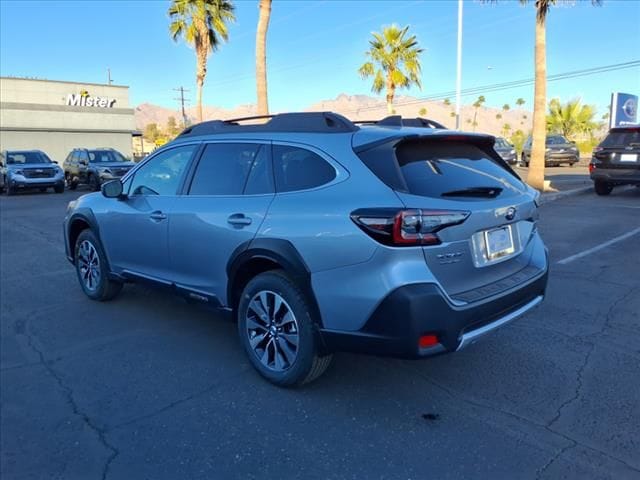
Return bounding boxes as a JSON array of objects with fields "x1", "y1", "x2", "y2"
[{"x1": 505, "y1": 207, "x2": 516, "y2": 221}]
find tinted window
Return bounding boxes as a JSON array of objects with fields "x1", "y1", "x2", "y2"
[
  {"x1": 358, "y1": 140, "x2": 524, "y2": 199},
  {"x1": 494, "y1": 138, "x2": 511, "y2": 149},
  {"x1": 189, "y1": 143, "x2": 264, "y2": 196},
  {"x1": 546, "y1": 135, "x2": 568, "y2": 145},
  {"x1": 244, "y1": 146, "x2": 274, "y2": 195},
  {"x1": 6, "y1": 151, "x2": 51, "y2": 164},
  {"x1": 89, "y1": 150, "x2": 127, "y2": 163},
  {"x1": 129, "y1": 145, "x2": 196, "y2": 196},
  {"x1": 600, "y1": 129, "x2": 640, "y2": 148},
  {"x1": 78, "y1": 151, "x2": 89, "y2": 163},
  {"x1": 273, "y1": 145, "x2": 336, "y2": 192}
]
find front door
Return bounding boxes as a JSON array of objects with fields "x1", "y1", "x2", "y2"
[{"x1": 100, "y1": 144, "x2": 199, "y2": 280}]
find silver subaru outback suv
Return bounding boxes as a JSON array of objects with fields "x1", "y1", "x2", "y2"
[{"x1": 64, "y1": 112, "x2": 548, "y2": 386}]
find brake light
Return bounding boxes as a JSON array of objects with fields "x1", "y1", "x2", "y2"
[
  {"x1": 589, "y1": 163, "x2": 596, "y2": 173},
  {"x1": 351, "y1": 208, "x2": 470, "y2": 246}
]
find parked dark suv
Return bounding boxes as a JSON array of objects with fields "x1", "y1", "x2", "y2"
[
  {"x1": 521, "y1": 135, "x2": 579, "y2": 167},
  {"x1": 63, "y1": 148, "x2": 135, "y2": 191},
  {"x1": 64, "y1": 113, "x2": 548, "y2": 386},
  {"x1": 590, "y1": 125, "x2": 640, "y2": 195}
]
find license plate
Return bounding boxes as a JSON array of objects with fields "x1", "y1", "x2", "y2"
[
  {"x1": 620, "y1": 153, "x2": 638, "y2": 162},
  {"x1": 484, "y1": 225, "x2": 515, "y2": 260}
]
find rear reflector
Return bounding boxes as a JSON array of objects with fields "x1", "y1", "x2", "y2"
[
  {"x1": 419, "y1": 334, "x2": 439, "y2": 348},
  {"x1": 351, "y1": 208, "x2": 470, "y2": 247}
]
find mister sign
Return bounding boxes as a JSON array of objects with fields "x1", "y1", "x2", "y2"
[{"x1": 66, "y1": 90, "x2": 116, "y2": 108}]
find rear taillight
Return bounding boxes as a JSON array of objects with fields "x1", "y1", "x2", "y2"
[
  {"x1": 351, "y1": 208, "x2": 470, "y2": 246},
  {"x1": 593, "y1": 146, "x2": 603, "y2": 153},
  {"x1": 589, "y1": 163, "x2": 596, "y2": 173}
]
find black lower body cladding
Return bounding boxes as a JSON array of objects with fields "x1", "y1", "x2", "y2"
[{"x1": 319, "y1": 268, "x2": 549, "y2": 358}]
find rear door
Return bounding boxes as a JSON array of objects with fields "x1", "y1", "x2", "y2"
[
  {"x1": 358, "y1": 136, "x2": 539, "y2": 298},
  {"x1": 168, "y1": 142, "x2": 275, "y2": 303}
]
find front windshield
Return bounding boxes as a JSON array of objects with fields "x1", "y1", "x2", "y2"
[
  {"x1": 6, "y1": 151, "x2": 52, "y2": 164},
  {"x1": 494, "y1": 138, "x2": 511, "y2": 149},
  {"x1": 89, "y1": 150, "x2": 127, "y2": 163},
  {"x1": 546, "y1": 135, "x2": 568, "y2": 145}
]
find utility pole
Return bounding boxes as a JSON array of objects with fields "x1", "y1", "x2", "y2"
[
  {"x1": 173, "y1": 87, "x2": 190, "y2": 127},
  {"x1": 455, "y1": 0, "x2": 463, "y2": 130},
  {"x1": 107, "y1": 68, "x2": 113, "y2": 85}
]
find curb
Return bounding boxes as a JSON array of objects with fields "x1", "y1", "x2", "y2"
[{"x1": 539, "y1": 185, "x2": 593, "y2": 205}]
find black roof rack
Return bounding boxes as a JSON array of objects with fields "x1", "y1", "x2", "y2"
[
  {"x1": 364, "y1": 115, "x2": 447, "y2": 129},
  {"x1": 178, "y1": 112, "x2": 358, "y2": 137}
]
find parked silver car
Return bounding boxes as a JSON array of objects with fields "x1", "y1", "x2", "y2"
[
  {"x1": 63, "y1": 113, "x2": 548, "y2": 386},
  {"x1": 1, "y1": 150, "x2": 65, "y2": 195}
]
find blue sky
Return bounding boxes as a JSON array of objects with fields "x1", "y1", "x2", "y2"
[{"x1": 1, "y1": 0, "x2": 638, "y2": 116}]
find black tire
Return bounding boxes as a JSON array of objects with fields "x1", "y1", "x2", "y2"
[
  {"x1": 6, "y1": 184, "x2": 15, "y2": 196},
  {"x1": 66, "y1": 173, "x2": 78, "y2": 190},
  {"x1": 74, "y1": 229, "x2": 122, "y2": 301},
  {"x1": 237, "y1": 270, "x2": 332, "y2": 387},
  {"x1": 88, "y1": 174, "x2": 100, "y2": 192},
  {"x1": 54, "y1": 183, "x2": 64, "y2": 194},
  {"x1": 594, "y1": 181, "x2": 613, "y2": 196}
]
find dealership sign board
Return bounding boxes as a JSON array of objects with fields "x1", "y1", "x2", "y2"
[
  {"x1": 610, "y1": 92, "x2": 638, "y2": 128},
  {"x1": 66, "y1": 90, "x2": 116, "y2": 108}
]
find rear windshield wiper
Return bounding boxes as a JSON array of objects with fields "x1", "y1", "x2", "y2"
[{"x1": 441, "y1": 186, "x2": 503, "y2": 198}]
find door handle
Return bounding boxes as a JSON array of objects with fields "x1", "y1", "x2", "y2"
[
  {"x1": 227, "y1": 213, "x2": 252, "y2": 227},
  {"x1": 149, "y1": 211, "x2": 167, "y2": 221}
]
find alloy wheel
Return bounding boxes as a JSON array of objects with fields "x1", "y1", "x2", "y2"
[
  {"x1": 77, "y1": 240, "x2": 101, "y2": 291},
  {"x1": 245, "y1": 290, "x2": 299, "y2": 372}
]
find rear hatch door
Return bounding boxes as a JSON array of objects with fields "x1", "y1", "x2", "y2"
[
  {"x1": 593, "y1": 127, "x2": 640, "y2": 170},
  {"x1": 357, "y1": 134, "x2": 540, "y2": 300}
]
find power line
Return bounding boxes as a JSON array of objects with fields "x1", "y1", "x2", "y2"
[
  {"x1": 343, "y1": 60, "x2": 640, "y2": 114},
  {"x1": 173, "y1": 87, "x2": 191, "y2": 127}
]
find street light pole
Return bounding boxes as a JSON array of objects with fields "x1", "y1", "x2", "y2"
[{"x1": 455, "y1": 0, "x2": 463, "y2": 130}]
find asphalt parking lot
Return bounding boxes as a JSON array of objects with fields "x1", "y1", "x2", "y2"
[{"x1": 1, "y1": 185, "x2": 639, "y2": 480}]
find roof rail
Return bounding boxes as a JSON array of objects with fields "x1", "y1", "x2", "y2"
[
  {"x1": 178, "y1": 112, "x2": 358, "y2": 137},
  {"x1": 375, "y1": 115, "x2": 447, "y2": 129}
]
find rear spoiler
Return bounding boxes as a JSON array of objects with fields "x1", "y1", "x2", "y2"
[{"x1": 353, "y1": 133, "x2": 521, "y2": 181}]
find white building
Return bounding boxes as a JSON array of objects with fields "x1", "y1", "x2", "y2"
[{"x1": 0, "y1": 77, "x2": 136, "y2": 162}]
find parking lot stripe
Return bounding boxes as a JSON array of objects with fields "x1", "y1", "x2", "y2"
[{"x1": 557, "y1": 227, "x2": 640, "y2": 265}]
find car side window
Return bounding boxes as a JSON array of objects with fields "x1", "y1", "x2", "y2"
[
  {"x1": 188, "y1": 143, "x2": 266, "y2": 196},
  {"x1": 129, "y1": 144, "x2": 197, "y2": 196},
  {"x1": 272, "y1": 145, "x2": 336, "y2": 193}
]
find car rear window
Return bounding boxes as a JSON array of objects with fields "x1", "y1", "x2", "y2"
[
  {"x1": 600, "y1": 129, "x2": 640, "y2": 148},
  {"x1": 357, "y1": 139, "x2": 524, "y2": 199}
]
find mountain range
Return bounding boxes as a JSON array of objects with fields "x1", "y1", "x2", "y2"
[{"x1": 134, "y1": 93, "x2": 533, "y2": 137}]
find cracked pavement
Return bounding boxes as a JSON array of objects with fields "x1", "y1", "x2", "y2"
[{"x1": 1, "y1": 188, "x2": 639, "y2": 479}]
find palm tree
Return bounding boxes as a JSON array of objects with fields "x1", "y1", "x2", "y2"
[
  {"x1": 419, "y1": 107, "x2": 427, "y2": 116},
  {"x1": 472, "y1": 95, "x2": 486, "y2": 132},
  {"x1": 496, "y1": 113, "x2": 502, "y2": 121},
  {"x1": 443, "y1": 98, "x2": 451, "y2": 106},
  {"x1": 516, "y1": 98, "x2": 525, "y2": 109},
  {"x1": 502, "y1": 123, "x2": 512, "y2": 137},
  {"x1": 502, "y1": 103, "x2": 510, "y2": 113},
  {"x1": 358, "y1": 24, "x2": 423, "y2": 114},
  {"x1": 255, "y1": 0, "x2": 271, "y2": 115},
  {"x1": 546, "y1": 98, "x2": 598, "y2": 141},
  {"x1": 169, "y1": 0, "x2": 236, "y2": 122},
  {"x1": 519, "y1": 0, "x2": 601, "y2": 190}
]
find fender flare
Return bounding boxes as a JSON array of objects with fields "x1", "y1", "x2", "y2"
[{"x1": 226, "y1": 238, "x2": 324, "y2": 327}]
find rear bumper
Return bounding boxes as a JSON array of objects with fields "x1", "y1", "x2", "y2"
[
  {"x1": 590, "y1": 166, "x2": 640, "y2": 185},
  {"x1": 319, "y1": 267, "x2": 548, "y2": 358}
]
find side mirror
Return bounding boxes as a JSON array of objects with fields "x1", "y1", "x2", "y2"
[
  {"x1": 102, "y1": 180, "x2": 124, "y2": 199},
  {"x1": 52, "y1": 160, "x2": 59, "y2": 165}
]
